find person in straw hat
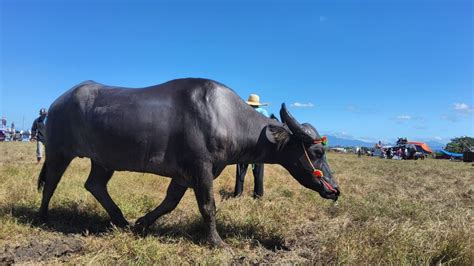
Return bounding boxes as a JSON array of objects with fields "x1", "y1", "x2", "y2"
[{"x1": 234, "y1": 94, "x2": 269, "y2": 199}]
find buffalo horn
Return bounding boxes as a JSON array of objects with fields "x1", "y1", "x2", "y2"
[{"x1": 280, "y1": 103, "x2": 315, "y2": 143}]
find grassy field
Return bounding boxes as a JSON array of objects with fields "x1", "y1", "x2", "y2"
[{"x1": 0, "y1": 142, "x2": 472, "y2": 264}]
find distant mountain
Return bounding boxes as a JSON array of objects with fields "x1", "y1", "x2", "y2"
[{"x1": 326, "y1": 135, "x2": 375, "y2": 148}]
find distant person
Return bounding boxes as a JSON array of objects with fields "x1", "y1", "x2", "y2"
[
  {"x1": 31, "y1": 108, "x2": 47, "y2": 163},
  {"x1": 234, "y1": 94, "x2": 269, "y2": 199},
  {"x1": 397, "y1": 148, "x2": 402, "y2": 159},
  {"x1": 10, "y1": 122, "x2": 15, "y2": 141},
  {"x1": 376, "y1": 141, "x2": 382, "y2": 149}
]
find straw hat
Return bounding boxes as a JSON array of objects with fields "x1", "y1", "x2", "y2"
[{"x1": 246, "y1": 94, "x2": 268, "y2": 106}]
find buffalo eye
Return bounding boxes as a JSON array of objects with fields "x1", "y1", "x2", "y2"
[{"x1": 311, "y1": 147, "x2": 324, "y2": 158}]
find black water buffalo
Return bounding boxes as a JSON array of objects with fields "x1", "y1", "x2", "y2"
[{"x1": 37, "y1": 78, "x2": 339, "y2": 246}]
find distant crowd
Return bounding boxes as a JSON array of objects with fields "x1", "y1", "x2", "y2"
[
  {"x1": 0, "y1": 118, "x2": 31, "y2": 142},
  {"x1": 331, "y1": 138, "x2": 429, "y2": 160},
  {"x1": 2, "y1": 108, "x2": 48, "y2": 163},
  {"x1": 375, "y1": 138, "x2": 426, "y2": 160}
]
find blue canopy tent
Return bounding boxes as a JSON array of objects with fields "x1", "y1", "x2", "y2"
[{"x1": 435, "y1": 149, "x2": 463, "y2": 160}]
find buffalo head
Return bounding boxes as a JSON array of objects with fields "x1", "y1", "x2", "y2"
[{"x1": 266, "y1": 103, "x2": 340, "y2": 200}]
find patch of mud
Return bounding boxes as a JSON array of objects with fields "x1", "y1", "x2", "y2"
[{"x1": 0, "y1": 236, "x2": 84, "y2": 264}]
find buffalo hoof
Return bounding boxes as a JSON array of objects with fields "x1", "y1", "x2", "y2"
[
  {"x1": 207, "y1": 235, "x2": 227, "y2": 248},
  {"x1": 133, "y1": 217, "x2": 150, "y2": 235},
  {"x1": 111, "y1": 218, "x2": 130, "y2": 229},
  {"x1": 35, "y1": 212, "x2": 49, "y2": 225}
]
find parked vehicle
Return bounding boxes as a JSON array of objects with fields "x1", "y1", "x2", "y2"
[
  {"x1": 0, "y1": 130, "x2": 5, "y2": 141},
  {"x1": 22, "y1": 131, "x2": 31, "y2": 142}
]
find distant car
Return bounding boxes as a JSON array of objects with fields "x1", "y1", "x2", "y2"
[
  {"x1": 12, "y1": 131, "x2": 22, "y2": 141},
  {"x1": 372, "y1": 149, "x2": 383, "y2": 157},
  {"x1": 22, "y1": 132, "x2": 31, "y2": 142},
  {"x1": 0, "y1": 130, "x2": 5, "y2": 141},
  {"x1": 413, "y1": 152, "x2": 425, "y2": 160}
]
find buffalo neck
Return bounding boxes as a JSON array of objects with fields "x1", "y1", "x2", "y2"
[{"x1": 230, "y1": 114, "x2": 280, "y2": 165}]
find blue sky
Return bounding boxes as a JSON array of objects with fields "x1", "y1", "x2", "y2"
[{"x1": 1, "y1": 0, "x2": 472, "y2": 144}]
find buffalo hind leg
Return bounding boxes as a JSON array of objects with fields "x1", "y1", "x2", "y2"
[
  {"x1": 84, "y1": 161, "x2": 128, "y2": 228},
  {"x1": 38, "y1": 156, "x2": 73, "y2": 221},
  {"x1": 194, "y1": 167, "x2": 225, "y2": 247},
  {"x1": 135, "y1": 179, "x2": 187, "y2": 231}
]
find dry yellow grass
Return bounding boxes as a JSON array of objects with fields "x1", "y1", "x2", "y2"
[{"x1": 0, "y1": 142, "x2": 473, "y2": 264}]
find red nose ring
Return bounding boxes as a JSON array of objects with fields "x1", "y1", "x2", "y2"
[{"x1": 313, "y1": 169, "x2": 323, "y2": 178}]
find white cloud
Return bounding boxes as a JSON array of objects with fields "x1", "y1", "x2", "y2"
[
  {"x1": 291, "y1": 102, "x2": 314, "y2": 108},
  {"x1": 346, "y1": 105, "x2": 376, "y2": 114},
  {"x1": 440, "y1": 103, "x2": 472, "y2": 122},
  {"x1": 346, "y1": 105, "x2": 359, "y2": 113},
  {"x1": 453, "y1": 103, "x2": 473, "y2": 113},
  {"x1": 441, "y1": 114, "x2": 460, "y2": 122},
  {"x1": 396, "y1": 115, "x2": 412, "y2": 120},
  {"x1": 358, "y1": 137, "x2": 380, "y2": 143},
  {"x1": 413, "y1": 136, "x2": 450, "y2": 145},
  {"x1": 321, "y1": 131, "x2": 354, "y2": 139},
  {"x1": 413, "y1": 125, "x2": 428, "y2": 130}
]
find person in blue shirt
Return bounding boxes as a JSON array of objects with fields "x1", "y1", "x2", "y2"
[{"x1": 234, "y1": 94, "x2": 269, "y2": 199}]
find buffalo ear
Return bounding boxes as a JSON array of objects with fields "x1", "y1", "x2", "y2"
[
  {"x1": 270, "y1": 113, "x2": 279, "y2": 122},
  {"x1": 265, "y1": 124, "x2": 291, "y2": 151}
]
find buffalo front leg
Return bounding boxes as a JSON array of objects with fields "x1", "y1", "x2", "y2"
[
  {"x1": 194, "y1": 171, "x2": 225, "y2": 247},
  {"x1": 135, "y1": 179, "x2": 187, "y2": 231},
  {"x1": 84, "y1": 161, "x2": 128, "y2": 228}
]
